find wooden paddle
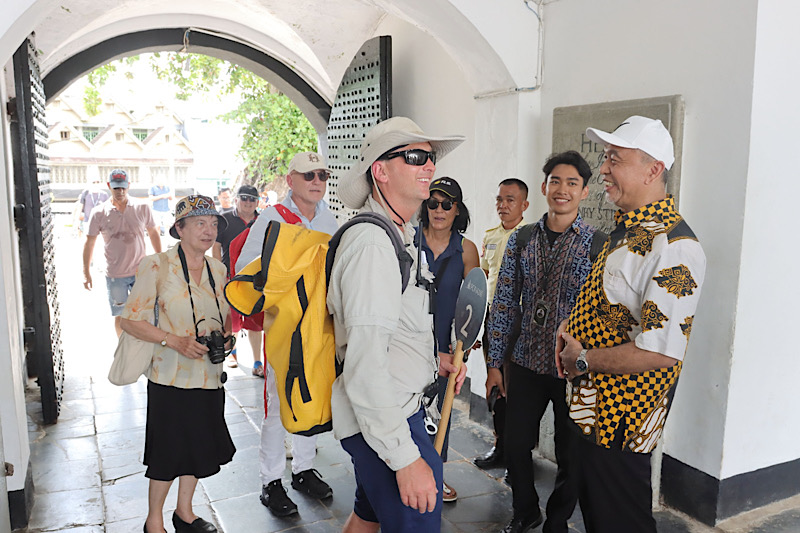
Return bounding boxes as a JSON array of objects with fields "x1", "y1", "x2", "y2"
[{"x1": 434, "y1": 267, "x2": 488, "y2": 454}]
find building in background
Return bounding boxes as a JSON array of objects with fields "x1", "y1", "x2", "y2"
[{"x1": 46, "y1": 96, "x2": 193, "y2": 200}]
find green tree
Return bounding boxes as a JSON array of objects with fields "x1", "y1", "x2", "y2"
[
  {"x1": 83, "y1": 63, "x2": 117, "y2": 116},
  {"x1": 149, "y1": 53, "x2": 318, "y2": 183},
  {"x1": 219, "y1": 82, "x2": 318, "y2": 182}
]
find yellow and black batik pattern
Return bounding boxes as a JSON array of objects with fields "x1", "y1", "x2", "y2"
[
  {"x1": 565, "y1": 196, "x2": 704, "y2": 453},
  {"x1": 653, "y1": 265, "x2": 698, "y2": 298}
]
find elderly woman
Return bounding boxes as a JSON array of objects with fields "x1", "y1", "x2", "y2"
[
  {"x1": 120, "y1": 195, "x2": 235, "y2": 533},
  {"x1": 416, "y1": 177, "x2": 480, "y2": 503}
]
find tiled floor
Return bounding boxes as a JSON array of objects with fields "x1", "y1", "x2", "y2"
[
  {"x1": 18, "y1": 217, "x2": 798, "y2": 532},
  {"x1": 24, "y1": 364, "x2": 714, "y2": 533}
]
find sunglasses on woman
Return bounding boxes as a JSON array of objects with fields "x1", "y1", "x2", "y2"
[
  {"x1": 426, "y1": 197, "x2": 454, "y2": 211},
  {"x1": 381, "y1": 149, "x2": 437, "y2": 166},
  {"x1": 301, "y1": 170, "x2": 330, "y2": 182}
]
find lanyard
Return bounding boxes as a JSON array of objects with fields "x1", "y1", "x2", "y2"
[
  {"x1": 177, "y1": 244, "x2": 225, "y2": 337},
  {"x1": 536, "y1": 227, "x2": 572, "y2": 296}
]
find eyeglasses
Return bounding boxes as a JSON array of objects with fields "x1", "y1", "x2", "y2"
[
  {"x1": 238, "y1": 195, "x2": 258, "y2": 202},
  {"x1": 426, "y1": 198, "x2": 454, "y2": 211},
  {"x1": 380, "y1": 149, "x2": 437, "y2": 166},
  {"x1": 301, "y1": 170, "x2": 330, "y2": 182}
]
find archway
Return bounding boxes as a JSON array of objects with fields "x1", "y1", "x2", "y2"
[{"x1": 43, "y1": 28, "x2": 332, "y2": 134}]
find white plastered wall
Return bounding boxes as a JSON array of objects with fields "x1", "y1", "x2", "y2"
[
  {"x1": 722, "y1": 0, "x2": 800, "y2": 479},
  {"x1": 537, "y1": 0, "x2": 757, "y2": 481},
  {"x1": 372, "y1": 10, "x2": 540, "y2": 398}
]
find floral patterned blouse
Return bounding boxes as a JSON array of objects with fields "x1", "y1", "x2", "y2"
[{"x1": 121, "y1": 246, "x2": 230, "y2": 390}]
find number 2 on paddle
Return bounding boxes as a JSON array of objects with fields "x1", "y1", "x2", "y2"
[{"x1": 460, "y1": 304, "x2": 473, "y2": 339}]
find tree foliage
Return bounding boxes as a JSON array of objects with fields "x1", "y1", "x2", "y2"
[
  {"x1": 83, "y1": 63, "x2": 117, "y2": 116},
  {"x1": 220, "y1": 84, "x2": 318, "y2": 182},
  {"x1": 83, "y1": 53, "x2": 318, "y2": 184}
]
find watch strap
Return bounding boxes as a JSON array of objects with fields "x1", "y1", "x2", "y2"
[{"x1": 577, "y1": 348, "x2": 589, "y2": 372}]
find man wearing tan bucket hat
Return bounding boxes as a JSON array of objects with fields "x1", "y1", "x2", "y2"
[{"x1": 327, "y1": 117, "x2": 466, "y2": 532}]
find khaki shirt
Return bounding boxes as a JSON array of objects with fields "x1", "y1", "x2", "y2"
[
  {"x1": 480, "y1": 220, "x2": 526, "y2": 302},
  {"x1": 327, "y1": 197, "x2": 436, "y2": 471}
]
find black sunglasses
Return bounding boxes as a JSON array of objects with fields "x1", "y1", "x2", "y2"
[
  {"x1": 381, "y1": 149, "x2": 437, "y2": 166},
  {"x1": 301, "y1": 170, "x2": 330, "y2": 182},
  {"x1": 426, "y1": 197, "x2": 454, "y2": 211},
  {"x1": 238, "y1": 195, "x2": 258, "y2": 202}
]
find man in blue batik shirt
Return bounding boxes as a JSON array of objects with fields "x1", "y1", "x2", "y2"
[{"x1": 486, "y1": 151, "x2": 602, "y2": 533}]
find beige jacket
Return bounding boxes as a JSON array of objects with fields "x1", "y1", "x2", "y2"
[{"x1": 327, "y1": 197, "x2": 436, "y2": 471}]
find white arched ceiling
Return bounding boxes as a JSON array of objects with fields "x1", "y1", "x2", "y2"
[{"x1": 3, "y1": 0, "x2": 517, "y2": 117}]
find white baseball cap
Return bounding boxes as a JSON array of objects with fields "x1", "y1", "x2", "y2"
[
  {"x1": 585, "y1": 116, "x2": 675, "y2": 170},
  {"x1": 288, "y1": 151, "x2": 329, "y2": 174}
]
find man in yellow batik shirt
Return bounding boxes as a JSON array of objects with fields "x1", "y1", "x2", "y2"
[{"x1": 556, "y1": 116, "x2": 706, "y2": 533}]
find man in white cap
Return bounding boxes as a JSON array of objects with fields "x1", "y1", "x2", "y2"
[
  {"x1": 82, "y1": 169, "x2": 162, "y2": 336},
  {"x1": 236, "y1": 151, "x2": 339, "y2": 517},
  {"x1": 555, "y1": 116, "x2": 706, "y2": 532},
  {"x1": 327, "y1": 117, "x2": 467, "y2": 533}
]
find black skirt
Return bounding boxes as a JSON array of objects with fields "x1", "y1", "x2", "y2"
[{"x1": 144, "y1": 380, "x2": 236, "y2": 481}]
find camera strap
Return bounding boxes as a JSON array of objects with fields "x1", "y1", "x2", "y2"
[{"x1": 178, "y1": 244, "x2": 225, "y2": 337}]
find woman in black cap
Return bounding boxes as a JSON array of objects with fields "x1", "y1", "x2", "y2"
[
  {"x1": 120, "y1": 195, "x2": 235, "y2": 533},
  {"x1": 417, "y1": 177, "x2": 480, "y2": 502}
]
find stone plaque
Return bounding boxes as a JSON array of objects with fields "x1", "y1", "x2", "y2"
[{"x1": 552, "y1": 95, "x2": 685, "y2": 233}]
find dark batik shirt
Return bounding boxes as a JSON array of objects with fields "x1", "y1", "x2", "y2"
[{"x1": 487, "y1": 213, "x2": 598, "y2": 375}]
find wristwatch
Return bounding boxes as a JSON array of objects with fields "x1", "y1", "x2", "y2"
[
  {"x1": 575, "y1": 349, "x2": 589, "y2": 374},
  {"x1": 160, "y1": 333, "x2": 169, "y2": 347}
]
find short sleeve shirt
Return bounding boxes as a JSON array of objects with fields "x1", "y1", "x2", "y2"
[
  {"x1": 216, "y1": 209, "x2": 256, "y2": 272},
  {"x1": 79, "y1": 188, "x2": 109, "y2": 220},
  {"x1": 148, "y1": 185, "x2": 171, "y2": 212},
  {"x1": 87, "y1": 199, "x2": 155, "y2": 278},
  {"x1": 481, "y1": 220, "x2": 526, "y2": 302},
  {"x1": 565, "y1": 196, "x2": 706, "y2": 453},
  {"x1": 121, "y1": 247, "x2": 230, "y2": 390}
]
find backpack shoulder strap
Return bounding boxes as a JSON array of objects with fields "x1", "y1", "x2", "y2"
[
  {"x1": 590, "y1": 229, "x2": 609, "y2": 263},
  {"x1": 511, "y1": 224, "x2": 535, "y2": 301},
  {"x1": 515, "y1": 224, "x2": 535, "y2": 253},
  {"x1": 326, "y1": 212, "x2": 413, "y2": 292},
  {"x1": 228, "y1": 227, "x2": 251, "y2": 277},
  {"x1": 226, "y1": 219, "x2": 280, "y2": 315},
  {"x1": 275, "y1": 204, "x2": 303, "y2": 225}
]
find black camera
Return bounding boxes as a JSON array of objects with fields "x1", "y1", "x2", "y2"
[{"x1": 197, "y1": 330, "x2": 233, "y2": 365}]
